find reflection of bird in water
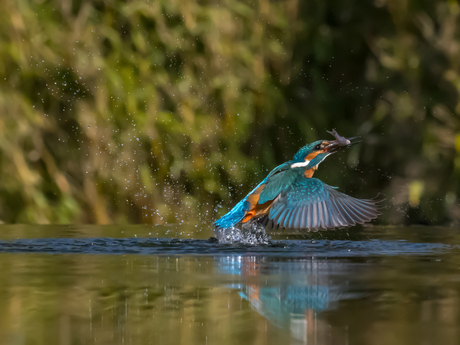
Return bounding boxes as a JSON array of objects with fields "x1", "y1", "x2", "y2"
[
  {"x1": 215, "y1": 130, "x2": 381, "y2": 231},
  {"x1": 218, "y1": 255, "x2": 354, "y2": 333},
  {"x1": 238, "y1": 285, "x2": 330, "y2": 328}
]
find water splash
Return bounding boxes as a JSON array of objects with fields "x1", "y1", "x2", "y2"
[{"x1": 214, "y1": 223, "x2": 271, "y2": 245}]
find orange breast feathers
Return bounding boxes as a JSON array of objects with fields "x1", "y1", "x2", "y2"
[
  {"x1": 241, "y1": 184, "x2": 274, "y2": 223},
  {"x1": 303, "y1": 151, "x2": 321, "y2": 178}
]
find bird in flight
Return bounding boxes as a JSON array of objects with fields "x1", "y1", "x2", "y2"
[{"x1": 214, "y1": 130, "x2": 381, "y2": 231}]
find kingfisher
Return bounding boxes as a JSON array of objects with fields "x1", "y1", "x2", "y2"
[{"x1": 214, "y1": 129, "x2": 380, "y2": 231}]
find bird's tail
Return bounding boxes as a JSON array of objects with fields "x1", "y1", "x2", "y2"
[{"x1": 214, "y1": 199, "x2": 248, "y2": 229}]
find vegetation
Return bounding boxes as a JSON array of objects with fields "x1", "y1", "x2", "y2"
[{"x1": 0, "y1": 0, "x2": 459, "y2": 225}]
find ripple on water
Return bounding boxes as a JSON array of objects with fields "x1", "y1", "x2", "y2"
[{"x1": 0, "y1": 236, "x2": 457, "y2": 257}]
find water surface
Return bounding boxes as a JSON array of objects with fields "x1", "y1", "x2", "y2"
[{"x1": 0, "y1": 225, "x2": 460, "y2": 345}]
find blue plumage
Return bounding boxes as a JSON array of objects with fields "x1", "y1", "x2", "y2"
[
  {"x1": 214, "y1": 180, "x2": 267, "y2": 228},
  {"x1": 214, "y1": 133, "x2": 381, "y2": 231},
  {"x1": 266, "y1": 177, "x2": 379, "y2": 231},
  {"x1": 213, "y1": 198, "x2": 248, "y2": 228},
  {"x1": 258, "y1": 163, "x2": 297, "y2": 204}
]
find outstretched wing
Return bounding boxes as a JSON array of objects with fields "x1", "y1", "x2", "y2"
[{"x1": 267, "y1": 177, "x2": 380, "y2": 231}]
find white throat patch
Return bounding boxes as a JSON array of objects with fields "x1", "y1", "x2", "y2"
[
  {"x1": 290, "y1": 153, "x2": 331, "y2": 170},
  {"x1": 290, "y1": 160, "x2": 310, "y2": 168}
]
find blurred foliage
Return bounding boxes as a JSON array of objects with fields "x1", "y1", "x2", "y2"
[{"x1": 0, "y1": 0, "x2": 459, "y2": 225}]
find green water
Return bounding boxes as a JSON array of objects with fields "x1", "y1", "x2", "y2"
[{"x1": 0, "y1": 225, "x2": 460, "y2": 345}]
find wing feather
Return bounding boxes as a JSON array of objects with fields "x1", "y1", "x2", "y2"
[
  {"x1": 341, "y1": 202, "x2": 362, "y2": 224},
  {"x1": 326, "y1": 201, "x2": 337, "y2": 228},
  {"x1": 331, "y1": 199, "x2": 348, "y2": 227},
  {"x1": 284, "y1": 209, "x2": 294, "y2": 228},
  {"x1": 345, "y1": 198, "x2": 375, "y2": 223},
  {"x1": 311, "y1": 203, "x2": 318, "y2": 230},
  {"x1": 319, "y1": 201, "x2": 326, "y2": 229},
  {"x1": 267, "y1": 177, "x2": 380, "y2": 231},
  {"x1": 275, "y1": 207, "x2": 288, "y2": 227},
  {"x1": 291, "y1": 208, "x2": 299, "y2": 229}
]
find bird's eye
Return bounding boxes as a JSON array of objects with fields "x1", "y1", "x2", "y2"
[{"x1": 314, "y1": 144, "x2": 322, "y2": 150}]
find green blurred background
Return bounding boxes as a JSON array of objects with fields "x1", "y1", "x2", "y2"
[{"x1": 0, "y1": 0, "x2": 459, "y2": 225}]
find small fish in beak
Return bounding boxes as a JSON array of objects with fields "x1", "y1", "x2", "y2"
[{"x1": 327, "y1": 128, "x2": 351, "y2": 146}]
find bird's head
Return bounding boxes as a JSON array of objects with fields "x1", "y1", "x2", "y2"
[{"x1": 292, "y1": 132, "x2": 358, "y2": 170}]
